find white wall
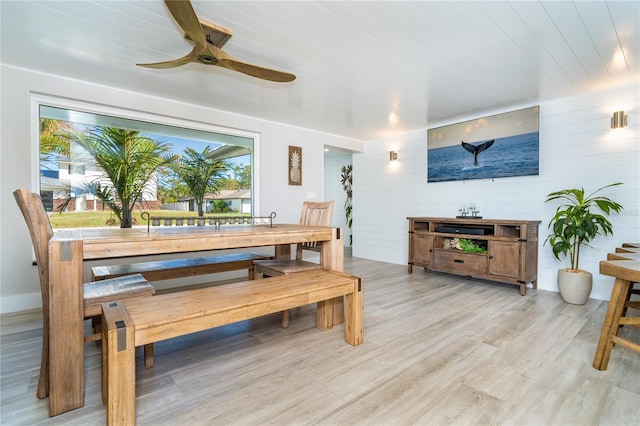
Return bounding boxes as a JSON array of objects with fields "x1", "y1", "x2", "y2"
[
  {"x1": 353, "y1": 83, "x2": 639, "y2": 301},
  {"x1": 1, "y1": 64, "x2": 637, "y2": 313},
  {"x1": 0, "y1": 65, "x2": 363, "y2": 313}
]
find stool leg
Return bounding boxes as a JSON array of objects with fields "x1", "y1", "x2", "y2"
[{"x1": 593, "y1": 277, "x2": 632, "y2": 370}]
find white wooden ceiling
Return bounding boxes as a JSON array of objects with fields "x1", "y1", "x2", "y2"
[{"x1": 1, "y1": 1, "x2": 638, "y2": 141}]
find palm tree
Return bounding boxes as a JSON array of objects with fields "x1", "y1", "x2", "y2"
[
  {"x1": 172, "y1": 146, "x2": 230, "y2": 216},
  {"x1": 65, "y1": 127, "x2": 177, "y2": 228},
  {"x1": 40, "y1": 118, "x2": 72, "y2": 163}
]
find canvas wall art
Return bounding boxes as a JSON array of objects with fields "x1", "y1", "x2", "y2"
[{"x1": 427, "y1": 106, "x2": 539, "y2": 182}]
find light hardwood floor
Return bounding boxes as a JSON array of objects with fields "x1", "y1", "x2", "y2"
[{"x1": 1, "y1": 256, "x2": 639, "y2": 425}]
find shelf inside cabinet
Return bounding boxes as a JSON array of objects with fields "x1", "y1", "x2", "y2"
[{"x1": 495, "y1": 225, "x2": 521, "y2": 238}]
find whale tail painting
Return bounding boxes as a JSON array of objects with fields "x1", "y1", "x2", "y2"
[{"x1": 461, "y1": 139, "x2": 494, "y2": 166}]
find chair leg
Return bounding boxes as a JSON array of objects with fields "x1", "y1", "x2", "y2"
[
  {"x1": 92, "y1": 316, "x2": 102, "y2": 335},
  {"x1": 144, "y1": 344, "x2": 155, "y2": 369},
  {"x1": 36, "y1": 320, "x2": 49, "y2": 399}
]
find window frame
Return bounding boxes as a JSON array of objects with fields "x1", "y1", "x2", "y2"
[{"x1": 31, "y1": 94, "x2": 261, "y2": 217}]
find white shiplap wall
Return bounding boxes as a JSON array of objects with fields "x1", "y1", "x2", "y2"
[{"x1": 353, "y1": 83, "x2": 640, "y2": 301}]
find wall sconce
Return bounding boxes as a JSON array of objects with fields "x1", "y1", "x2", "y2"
[
  {"x1": 611, "y1": 111, "x2": 627, "y2": 129},
  {"x1": 389, "y1": 150, "x2": 398, "y2": 161}
]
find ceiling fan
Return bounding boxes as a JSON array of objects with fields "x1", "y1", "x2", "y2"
[{"x1": 137, "y1": 0, "x2": 296, "y2": 82}]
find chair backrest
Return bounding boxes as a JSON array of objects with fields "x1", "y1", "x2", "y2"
[
  {"x1": 297, "y1": 200, "x2": 335, "y2": 258},
  {"x1": 13, "y1": 189, "x2": 53, "y2": 304}
]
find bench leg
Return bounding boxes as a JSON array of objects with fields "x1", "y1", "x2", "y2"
[
  {"x1": 255, "y1": 266, "x2": 291, "y2": 328},
  {"x1": 332, "y1": 297, "x2": 344, "y2": 325},
  {"x1": 144, "y1": 344, "x2": 154, "y2": 369},
  {"x1": 345, "y1": 277, "x2": 364, "y2": 346},
  {"x1": 280, "y1": 310, "x2": 290, "y2": 328},
  {"x1": 316, "y1": 300, "x2": 333, "y2": 331},
  {"x1": 102, "y1": 302, "x2": 137, "y2": 425}
]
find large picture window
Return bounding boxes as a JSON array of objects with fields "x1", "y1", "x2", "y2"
[{"x1": 39, "y1": 105, "x2": 254, "y2": 228}]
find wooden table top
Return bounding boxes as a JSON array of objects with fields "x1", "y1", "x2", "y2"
[{"x1": 51, "y1": 224, "x2": 336, "y2": 260}]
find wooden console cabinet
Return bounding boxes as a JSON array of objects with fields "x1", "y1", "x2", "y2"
[{"x1": 408, "y1": 217, "x2": 540, "y2": 295}]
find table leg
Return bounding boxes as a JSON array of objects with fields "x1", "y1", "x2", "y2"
[
  {"x1": 322, "y1": 228, "x2": 345, "y2": 325},
  {"x1": 48, "y1": 236, "x2": 85, "y2": 415},
  {"x1": 274, "y1": 243, "x2": 291, "y2": 260},
  {"x1": 593, "y1": 277, "x2": 631, "y2": 370}
]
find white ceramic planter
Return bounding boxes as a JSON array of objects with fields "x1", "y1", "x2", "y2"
[{"x1": 557, "y1": 268, "x2": 593, "y2": 305}]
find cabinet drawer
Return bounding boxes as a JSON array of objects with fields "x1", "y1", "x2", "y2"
[{"x1": 433, "y1": 250, "x2": 487, "y2": 274}]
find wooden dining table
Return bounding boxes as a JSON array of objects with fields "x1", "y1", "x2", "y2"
[{"x1": 47, "y1": 224, "x2": 344, "y2": 416}]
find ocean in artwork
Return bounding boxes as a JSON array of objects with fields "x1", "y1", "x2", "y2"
[{"x1": 427, "y1": 132, "x2": 539, "y2": 182}]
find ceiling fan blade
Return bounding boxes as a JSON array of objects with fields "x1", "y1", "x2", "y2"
[
  {"x1": 137, "y1": 48, "x2": 199, "y2": 69},
  {"x1": 139, "y1": 0, "x2": 295, "y2": 82},
  {"x1": 164, "y1": 0, "x2": 207, "y2": 50},
  {"x1": 219, "y1": 57, "x2": 296, "y2": 82}
]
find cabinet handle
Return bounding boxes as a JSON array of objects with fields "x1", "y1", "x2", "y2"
[
  {"x1": 429, "y1": 249, "x2": 433, "y2": 252},
  {"x1": 454, "y1": 259, "x2": 464, "y2": 263},
  {"x1": 489, "y1": 256, "x2": 494, "y2": 259}
]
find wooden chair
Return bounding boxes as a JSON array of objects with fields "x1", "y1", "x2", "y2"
[
  {"x1": 254, "y1": 200, "x2": 335, "y2": 327},
  {"x1": 13, "y1": 189, "x2": 155, "y2": 399}
]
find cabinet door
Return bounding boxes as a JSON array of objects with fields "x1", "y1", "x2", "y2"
[
  {"x1": 488, "y1": 241, "x2": 520, "y2": 278},
  {"x1": 411, "y1": 234, "x2": 433, "y2": 265}
]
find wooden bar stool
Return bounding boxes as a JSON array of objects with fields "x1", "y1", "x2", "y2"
[
  {"x1": 592, "y1": 259, "x2": 640, "y2": 370},
  {"x1": 616, "y1": 247, "x2": 640, "y2": 253},
  {"x1": 606, "y1": 251, "x2": 640, "y2": 318}
]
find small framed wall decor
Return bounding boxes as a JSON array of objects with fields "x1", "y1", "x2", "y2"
[{"x1": 288, "y1": 145, "x2": 302, "y2": 185}]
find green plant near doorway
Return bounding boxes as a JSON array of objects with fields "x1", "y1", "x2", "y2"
[{"x1": 341, "y1": 164, "x2": 353, "y2": 245}]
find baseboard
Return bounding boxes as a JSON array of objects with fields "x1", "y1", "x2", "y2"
[{"x1": 0, "y1": 292, "x2": 42, "y2": 315}]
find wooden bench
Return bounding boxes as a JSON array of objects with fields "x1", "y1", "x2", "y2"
[
  {"x1": 91, "y1": 252, "x2": 272, "y2": 282},
  {"x1": 101, "y1": 269, "x2": 364, "y2": 425}
]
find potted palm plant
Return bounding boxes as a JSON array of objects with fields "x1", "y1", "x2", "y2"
[{"x1": 545, "y1": 182, "x2": 623, "y2": 304}]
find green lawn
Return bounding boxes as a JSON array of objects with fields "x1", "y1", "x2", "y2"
[{"x1": 48, "y1": 210, "x2": 244, "y2": 228}]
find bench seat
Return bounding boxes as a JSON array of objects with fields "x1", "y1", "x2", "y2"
[
  {"x1": 101, "y1": 269, "x2": 363, "y2": 425},
  {"x1": 91, "y1": 252, "x2": 271, "y2": 282}
]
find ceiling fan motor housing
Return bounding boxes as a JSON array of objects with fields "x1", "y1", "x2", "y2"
[{"x1": 197, "y1": 54, "x2": 218, "y2": 65}]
